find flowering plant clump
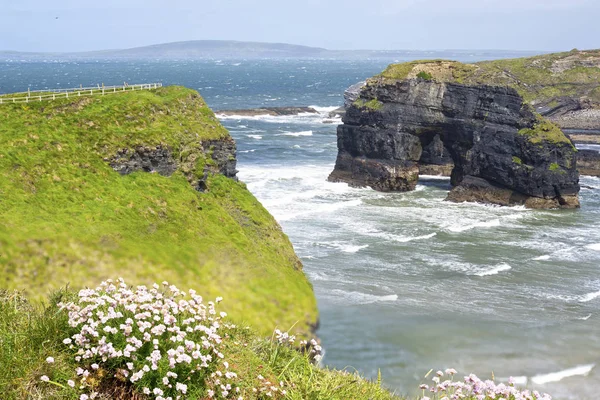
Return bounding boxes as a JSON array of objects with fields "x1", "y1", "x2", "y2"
[
  {"x1": 418, "y1": 369, "x2": 552, "y2": 400},
  {"x1": 47, "y1": 278, "x2": 239, "y2": 400}
]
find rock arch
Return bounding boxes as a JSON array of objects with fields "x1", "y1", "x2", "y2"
[{"x1": 328, "y1": 79, "x2": 580, "y2": 209}]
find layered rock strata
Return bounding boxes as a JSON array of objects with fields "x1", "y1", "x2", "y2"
[{"x1": 329, "y1": 76, "x2": 580, "y2": 209}]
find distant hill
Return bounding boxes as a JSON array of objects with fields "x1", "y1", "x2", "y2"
[{"x1": 0, "y1": 40, "x2": 542, "y2": 60}]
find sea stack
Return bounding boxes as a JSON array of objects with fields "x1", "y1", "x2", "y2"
[{"x1": 328, "y1": 60, "x2": 581, "y2": 209}]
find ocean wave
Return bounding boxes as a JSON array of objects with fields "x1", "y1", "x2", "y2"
[
  {"x1": 329, "y1": 243, "x2": 369, "y2": 253},
  {"x1": 239, "y1": 149, "x2": 256, "y2": 153},
  {"x1": 585, "y1": 243, "x2": 600, "y2": 251},
  {"x1": 578, "y1": 314, "x2": 592, "y2": 320},
  {"x1": 217, "y1": 105, "x2": 340, "y2": 124},
  {"x1": 330, "y1": 289, "x2": 398, "y2": 304},
  {"x1": 533, "y1": 255, "x2": 551, "y2": 261},
  {"x1": 531, "y1": 364, "x2": 595, "y2": 385},
  {"x1": 474, "y1": 263, "x2": 512, "y2": 277},
  {"x1": 276, "y1": 130, "x2": 313, "y2": 137},
  {"x1": 276, "y1": 199, "x2": 363, "y2": 222},
  {"x1": 543, "y1": 289, "x2": 600, "y2": 303},
  {"x1": 419, "y1": 175, "x2": 452, "y2": 181},
  {"x1": 308, "y1": 105, "x2": 340, "y2": 113},
  {"x1": 246, "y1": 134, "x2": 262, "y2": 140},
  {"x1": 447, "y1": 219, "x2": 501, "y2": 233},
  {"x1": 580, "y1": 290, "x2": 600, "y2": 303}
]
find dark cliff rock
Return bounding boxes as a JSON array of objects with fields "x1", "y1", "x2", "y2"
[
  {"x1": 577, "y1": 149, "x2": 600, "y2": 176},
  {"x1": 110, "y1": 137, "x2": 238, "y2": 192},
  {"x1": 329, "y1": 77, "x2": 580, "y2": 209}
]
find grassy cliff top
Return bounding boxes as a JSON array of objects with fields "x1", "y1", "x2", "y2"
[
  {"x1": 0, "y1": 86, "x2": 317, "y2": 337},
  {"x1": 377, "y1": 49, "x2": 600, "y2": 103}
]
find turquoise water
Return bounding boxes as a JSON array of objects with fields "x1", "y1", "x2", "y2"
[{"x1": 2, "y1": 57, "x2": 599, "y2": 399}]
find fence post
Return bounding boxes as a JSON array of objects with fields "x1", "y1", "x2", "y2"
[{"x1": 39, "y1": 96, "x2": 42, "y2": 101}]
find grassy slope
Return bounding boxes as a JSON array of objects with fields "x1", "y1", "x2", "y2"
[
  {"x1": 0, "y1": 289, "x2": 399, "y2": 400},
  {"x1": 377, "y1": 49, "x2": 600, "y2": 103},
  {"x1": 0, "y1": 86, "x2": 317, "y2": 337}
]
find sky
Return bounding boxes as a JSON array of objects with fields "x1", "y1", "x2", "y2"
[{"x1": 1, "y1": 0, "x2": 598, "y2": 52}]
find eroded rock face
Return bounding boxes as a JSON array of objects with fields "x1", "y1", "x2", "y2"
[
  {"x1": 329, "y1": 79, "x2": 580, "y2": 208},
  {"x1": 110, "y1": 137, "x2": 237, "y2": 191}
]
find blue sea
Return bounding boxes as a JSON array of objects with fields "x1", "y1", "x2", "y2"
[{"x1": 2, "y1": 56, "x2": 600, "y2": 399}]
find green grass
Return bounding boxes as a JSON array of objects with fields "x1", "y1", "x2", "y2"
[
  {"x1": 0, "y1": 289, "x2": 401, "y2": 400},
  {"x1": 416, "y1": 71, "x2": 433, "y2": 81},
  {"x1": 0, "y1": 86, "x2": 318, "y2": 338},
  {"x1": 353, "y1": 98, "x2": 383, "y2": 111},
  {"x1": 517, "y1": 114, "x2": 573, "y2": 146},
  {"x1": 375, "y1": 49, "x2": 600, "y2": 104}
]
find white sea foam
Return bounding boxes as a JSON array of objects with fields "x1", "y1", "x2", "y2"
[
  {"x1": 246, "y1": 134, "x2": 262, "y2": 140},
  {"x1": 531, "y1": 364, "x2": 595, "y2": 385},
  {"x1": 331, "y1": 243, "x2": 369, "y2": 253},
  {"x1": 585, "y1": 243, "x2": 600, "y2": 251},
  {"x1": 276, "y1": 130, "x2": 313, "y2": 137},
  {"x1": 419, "y1": 175, "x2": 452, "y2": 181},
  {"x1": 447, "y1": 219, "x2": 501, "y2": 233},
  {"x1": 217, "y1": 105, "x2": 340, "y2": 124},
  {"x1": 578, "y1": 314, "x2": 592, "y2": 320},
  {"x1": 533, "y1": 255, "x2": 551, "y2": 261},
  {"x1": 579, "y1": 290, "x2": 600, "y2": 303},
  {"x1": 308, "y1": 105, "x2": 340, "y2": 113},
  {"x1": 474, "y1": 263, "x2": 512, "y2": 277},
  {"x1": 331, "y1": 290, "x2": 398, "y2": 304},
  {"x1": 276, "y1": 199, "x2": 363, "y2": 222}
]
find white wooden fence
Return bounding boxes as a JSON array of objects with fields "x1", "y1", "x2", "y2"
[{"x1": 0, "y1": 83, "x2": 163, "y2": 104}]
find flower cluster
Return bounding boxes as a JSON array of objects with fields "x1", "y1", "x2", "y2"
[
  {"x1": 52, "y1": 278, "x2": 237, "y2": 400},
  {"x1": 300, "y1": 338, "x2": 323, "y2": 363},
  {"x1": 418, "y1": 369, "x2": 552, "y2": 400}
]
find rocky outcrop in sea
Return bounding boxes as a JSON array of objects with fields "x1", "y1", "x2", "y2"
[{"x1": 329, "y1": 76, "x2": 580, "y2": 209}]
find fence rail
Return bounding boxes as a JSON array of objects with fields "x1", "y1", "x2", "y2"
[{"x1": 0, "y1": 83, "x2": 163, "y2": 104}]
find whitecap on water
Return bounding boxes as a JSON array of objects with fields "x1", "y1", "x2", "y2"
[
  {"x1": 276, "y1": 130, "x2": 313, "y2": 137},
  {"x1": 446, "y1": 219, "x2": 501, "y2": 233},
  {"x1": 531, "y1": 364, "x2": 595, "y2": 385},
  {"x1": 579, "y1": 290, "x2": 600, "y2": 303},
  {"x1": 578, "y1": 314, "x2": 592, "y2": 320},
  {"x1": 330, "y1": 289, "x2": 398, "y2": 305},
  {"x1": 323, "y1": 242, "x2": 369, "y2": 253},
  {"x1": 585, "y1": 243, "x2": 600, "y2": 251},
  {"x1": 246, "y1": 134, "x2": 262, "y2": 140},
  {"x1": 533, "y1": 255, "x2": 551, "y2": 261},
  {"x1": 474, "y1": 263, "x2": 512, "y2": 277}
]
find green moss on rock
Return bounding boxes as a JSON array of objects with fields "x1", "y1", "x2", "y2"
[
  {"x1": 518, "y1": 115, "x2": 573, "y2": 146},
  {"x1": 354, "y1": 98, "x2": 383, "y2": 111},
  {"x1": 512, "y1": 156, "x2": 523, "y2": 165},
  {"x1": 0, "y1": 86, "x2": 318, "y2": 337}
]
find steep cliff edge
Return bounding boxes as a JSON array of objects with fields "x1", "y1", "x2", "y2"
[
  {"x1": 0, "y1": 86, "x2": 318, "y2": 336},
  {"x1": 377, "y1": 49, "x2": 600, "y2": 130},
  {"x1": 329, "y1": 62, "x2": 580, "y2": 208}
]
